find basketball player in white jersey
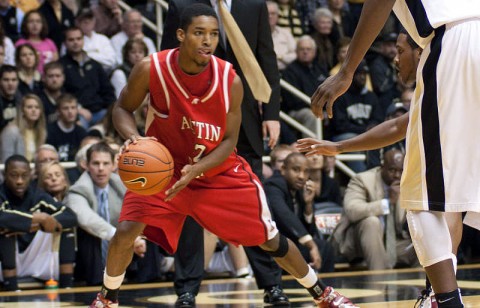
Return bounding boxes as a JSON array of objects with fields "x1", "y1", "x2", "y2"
[{"x1": 305, "y1": 1, "x2": 480, "y2": 307}]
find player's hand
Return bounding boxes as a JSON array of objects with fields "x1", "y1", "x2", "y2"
[
  {"x1": 262, "y1": 120, "x2": 280, "y2": 149},
  {"x1": 35, "y1": 212, "x2": 62, "y2": 233},
  {"x1": 311, "y1": 71, "x2": 353, "y2": 119},
  {"x1": 296, "y1": 138, "x2": 342, "y2": 157},
  {"x1": 133, "y1": 236, "x2": 147, "y2": 257},
  {"x1": 165, "y1": 164, "x2": 199, "y2": 201},
  {"x1": 119, "y1": 135, "x2": 157, "y2": 155},
  {"x1": 307, "y1": 241, "x2": 322, "y2": 270}
]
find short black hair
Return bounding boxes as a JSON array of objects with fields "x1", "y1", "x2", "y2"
[
  {"x1": 179, "y1": 3, "x2": 218, "y2": 31},
  {"x1": 399, "y1": 28, "x2": 420, "y2": 50},
  {"x1": 87, "y1": 141, "x2": 115, "y2": 163},
  {"x1": 0, "y1": 64, "x2": 18, "y2": 79},
  {"x1": 283, "y1": 152, "x2": 306, "y2": 167},
  {"x1": 5, "y1": 155, "x2": 30, "y2": 173}
]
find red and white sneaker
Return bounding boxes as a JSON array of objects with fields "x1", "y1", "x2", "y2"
[
  {"x1": 314, "y1": 286, "x2": 359, "y2": 308},
  {"x1": 90, "y1": 292, "x2": 119, "y2": 308},
  {"x1": 415, "y1": 288, "x2": 438, "y2": 308}
]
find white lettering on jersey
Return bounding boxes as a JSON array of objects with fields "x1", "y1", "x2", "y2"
[{"x1": 181, "y1": 116, "x2": 221, "y2": 142}]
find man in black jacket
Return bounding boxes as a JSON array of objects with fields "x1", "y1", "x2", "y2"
[{"x1": 0, "y1": 155, "x2": 77, "y2": 291}]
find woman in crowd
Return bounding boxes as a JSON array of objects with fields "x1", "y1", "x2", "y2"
[
  {"x1": 16, "y1": 10, "x2": 58, "y2": 73},
  {"x1": 15, "y1": 43, "x2": 43, "y2": 94},
  {"x1": 16, "y1": 94, "x2": 47, "y2": 161},
  {"x1": 38, "y1": 161, "x2": 70, "y2": 202}
]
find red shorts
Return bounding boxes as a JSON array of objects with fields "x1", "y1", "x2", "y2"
[{"x1": 119, "y1": 156, "x2": 278, "y2": 254}]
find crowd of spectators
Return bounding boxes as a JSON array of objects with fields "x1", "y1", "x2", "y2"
[{"x1": 0, "y1": 0, "x2": 479, "y2": 292}]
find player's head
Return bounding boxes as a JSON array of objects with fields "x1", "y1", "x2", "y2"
[
  {"x1": 87, "y1": 141, "x2": 116, "y2": 188},
  {"x1": 281, "y1": 152, "x2": 310, "y2": 191},
  {"x1": 4, "y1": 155, "x2": 31, "y2": 198},
  {"x1": 395, "y1": 28, "x2": 422, "y2": 86},
  {"x1": 176, "y1": 4, "x2": 219, "y2": 69},
  {"x1": 381, "y1": 149, "x2": 404, "y2": 185}
]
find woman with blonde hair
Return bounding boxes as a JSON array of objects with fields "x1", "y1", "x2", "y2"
[
  {"x1": 37, "y1": 161, "x2": 70, "y2": 202},
  {"x1": 17, "y1": 94, "x2": 47, "y2": 161}
]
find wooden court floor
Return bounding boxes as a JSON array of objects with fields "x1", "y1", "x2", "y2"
[{"x1": 2, "y1": 264, "x2": 480, "y2": 307}]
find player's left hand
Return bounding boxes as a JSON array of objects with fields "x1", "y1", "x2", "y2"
[
  {"x1": 119, "y1": 135, "x2": 157, "y2": 155},
  {"x1": 262, "y1": 120, "x2": 280, "y2": 149},
  {"x1": 133, "y1": 236, "x2": 147, "y2": 257},
  {"x1": 311, "y1": 70, "x2": 353, "y2": 119},
  {"x1": 165, "y1": 164, "x2": 200, "y2": 201}
]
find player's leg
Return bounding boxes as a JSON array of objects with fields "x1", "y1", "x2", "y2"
[
  {"x1": 407, "y1": 210, "x2": 464, "y2": 307},
  {"x1": 91, "y1": 220, "x2": 146, "y2": 308},
  {"x1": 259, "y1": 233, "x2": 358, "y2": 308}
]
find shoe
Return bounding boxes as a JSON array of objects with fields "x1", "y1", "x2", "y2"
[
  {"x1": 175, "y1": 292, "x2": 196, "y2": 307},
  {"x1": 314, "y1": 286, "x2": 359, "y2": 308},
  {"x1": 414, "y1": 288, "x2": 438, "y2": 308},
  {"x1": 263, "y1": 285, "x2": 290, "y2": 306},
  {"x1": 90, "y1": 292, "x2": 119, "y2": 308}
]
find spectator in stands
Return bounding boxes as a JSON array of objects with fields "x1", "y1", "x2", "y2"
[
  {"x1": 332, "y1": 149, "x2": 418, "y2": 270},
  {"x1": 267, "y1": 1, "x2": 296, "y2": 72},
  {"x1": 0, "y1": 4, "x2": 17, "y2": 65},
  {"x1": 0, "y1": 65, "x2": 22, "y2": 127},
  {"x1": 327, "y1": 0, "x2": 354, "y2": 42},
  {"x1": 307, "y1": 154, "x2": 342, "y2": 207},
  {"x1": 33, "y1": 144, "x2": 60, "y2": 180},
  {"x1": 110, "y1": 38, "x2": 147, "y2": 98},
  {"x1": 65, "y1": 142, "x2": 163, "y2": 285},
  {"x1": 76, "y1": 8, "x2": 117, "y2": 73},
  {"x1": 60, "y1": 26, "x2": 116, "y2": 127},
  {"x1": 16, "y1": 10, "x2": 58, "y2": 73},
  {"x1": 264, "y1": 152, "x2": 335, "y2": 272},
  {"x1": 88, "y1": 103, "x2": 123, "y2": 145},
  {"x1": 270, "y1": 143, "x2": 295, "y2": 172},
  {"x1": 295, "y1": 0, "x2": 324, "y2": 34},
  {"x1": 311, "y1": 8, "x2": 336, "y2": 71},
  {"x1": 275, "y1": 0, "x2": 303, "y2": 38},
  {"x1": 0, "y1": 155, "x2": 77, "y2": 290},
  {"x1": 110, "y1": 9, "x2": 156, "y2": 65},
  {"x1": 15, "y1": 43, "x2": 42, "y2": 94},
  {"x1": 46, "y1": 93, "x2": 88, "y2": 162},
  {"x1": 38, "y1": 0, "x2": 75, "y2": 50},
  {"x1": 36, "y1": 61, "x2": 66, "y2": 124},
  {"x1": 92, "y1": 0, "x2": 122, "y2": 38},
  {"x1": 281, "y1": 35, "x2": 328, "y2": 137},
  {"x1": 0, "y1": 0, "x2": 23, "y2": 43},
  {"x1": 398, "y1": 87, "x2": 413, "y2": 110},
  {"x1": 369, "y1": 32, "x2": 400, "y2": 116},
  {"x1": 330, "y1": 59, "x2": 383, "y2": 171},
  {"x1": 38, "y1": 160, "x2": 70, "y2": 202},
  {"x1": 16, "y1": 94, "x2": 47, "y2": 162}
]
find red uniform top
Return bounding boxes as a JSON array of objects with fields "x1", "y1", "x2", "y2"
[{"x1": 147, "y1": 48, "x2": 237, "y2": 178}]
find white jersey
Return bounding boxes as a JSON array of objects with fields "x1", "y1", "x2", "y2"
[{"x1": 393, "y1": 0, "x2": 480, "y2": 48}]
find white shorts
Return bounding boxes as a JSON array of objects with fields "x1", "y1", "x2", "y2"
[{"x1": 401, "y1": 18, "x2": 480, "y2": 213}]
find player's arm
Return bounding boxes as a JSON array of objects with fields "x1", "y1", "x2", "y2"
[
  {"x1": 297, "y1": 112, "x2": 409, "y2": 156},
  {"x1": 112, "y1": 57, "x2": 151, "y2": 142},
  {"x1": 310, "y1": 0, "x2": 396, "y2": 118},
  {"x1": 165, "y1": 75, "x2": 244, "y2": 201}
]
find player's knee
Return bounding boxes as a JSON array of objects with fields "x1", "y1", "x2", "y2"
[
  {"x1": 407, "y1": 210, "x2": 453, "y2": 267},
  {"x1": 113, "y1": 221, "x2": 144, "y2": 245},
  {"x1": 261, "y1": 233, "x2": 289, "y2": 258}
]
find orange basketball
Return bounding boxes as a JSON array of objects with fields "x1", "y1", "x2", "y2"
[{"x1": 118, "y1": 139, "x2": 174, "y2": 195}]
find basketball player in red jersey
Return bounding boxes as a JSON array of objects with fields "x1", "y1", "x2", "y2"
[{"x1": 90, "y1": 4, "x2": 358, "y2": 308}]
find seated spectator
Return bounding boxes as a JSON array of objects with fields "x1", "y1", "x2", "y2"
[
  {"x1": 0, "y1": 9, "x2": 16, "y2": 64},
  {"x1": 281, "y1": 35, "x2": 328, "y2": 137},
  {"x1": 38, "y1": 0, "x2": 75, "y2": 50},
  {"x1": 331, "y1": 59, "x2": 383, "y2": 172},
  {"x1": 16, "y1": 10, "x2": 58, "y2": 73},
  {"x1": 46, "y1": 93, "x2": 88, "y2": 162},
  {"x1": 267, "y1": 1, "x2": 296, "y2": 72},
  {"x1": 69, "y1": 135, "x2": 102, "y2": 183},
  {"x1": 275, "y1": 0, "x2": 303, "y2": 39},
  {"x1": 369, "y1": 32, "x2": 400, "y2": 116},
  {"x1": 92, "y1": 0, "x2": 122, "y2": 38},
  {"x1": 64, "y1": 142, "x2": 163, "y2": 285},
  {"x1": 36, "y1": 61, "x2": 65, "y2": 124},
  {"x1": 264, "y1": 152, "x2": 335, "y2": 272},
  {"x1": 16, "y1": 94, "x2": 47, "y2": 161},
  {"x1": 327, "y1": 0, "x2": 354, "y2": 42},
  {"x1": 110, "y1": 38, "x2": 147, "y2": 98},
  {"x1": 15, "y1": 43, "x2": 42, "y2": 94},
  {"x1": 306, "y1": 154, "x2": 342, "y2": 207},
  {"x1": 331, "y1": 149, "x2": 418, "y2": 270},
  {"x1": 310, "y1": 8, "x2": 336, "y2": 71},
  {"x1": 0, "y1": 0, "x2": 24, "y2": 43},
  {"x1": 295, "y1": 0, "x2": 323, "y2": 34},
  {"x1": 37, "y1": 160, "x2": 70, "y2": 202},
  {"x1": 33, "y1": 143, "x2": 60, "y2": 180},
  {"x1": 366, "y1": 102, "x2": 407, "y2": 169},
  {"x1": 0, "y1": 155, "x2": 77, "y2": 290},
  {"x1": 269, "y1": 143, "x2": 295, "y2": 172},
  {"x1": 60, "y1": 26, "x2": 116, "y2": 127},
  {"x1": 76, "y1": 8, "x2": 117, "y2": 73},
  {"x1": 110, "y1": 9, "x2": 156, "y2": 65}
]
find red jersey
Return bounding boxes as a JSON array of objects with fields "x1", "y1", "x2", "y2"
[{"x1": 147, "y1": 48, "x2": 237, "y2": 178}]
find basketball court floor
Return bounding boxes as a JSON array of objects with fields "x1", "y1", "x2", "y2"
[{"x1": 2, "y1": 264, "x2": 480, "y2": 307}]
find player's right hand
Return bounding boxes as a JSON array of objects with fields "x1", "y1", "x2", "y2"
[
  {"x1": 120, "y1": 135, "x2": 157, "y2": 155},
  {"x1": 311, "y1": 70, "x2": 353, "y2": 119},
  {"x1": 296, "y1": 138, "x2": 342, "y2": 157}
]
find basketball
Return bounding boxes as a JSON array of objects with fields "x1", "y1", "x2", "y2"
[{"x1": 118, "y1": 139, "x2": 174, "y2": 195}]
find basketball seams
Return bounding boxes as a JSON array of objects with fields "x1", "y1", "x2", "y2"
[{"x1": 118, "y1": 168, "x2": 173, "y2": 174}]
